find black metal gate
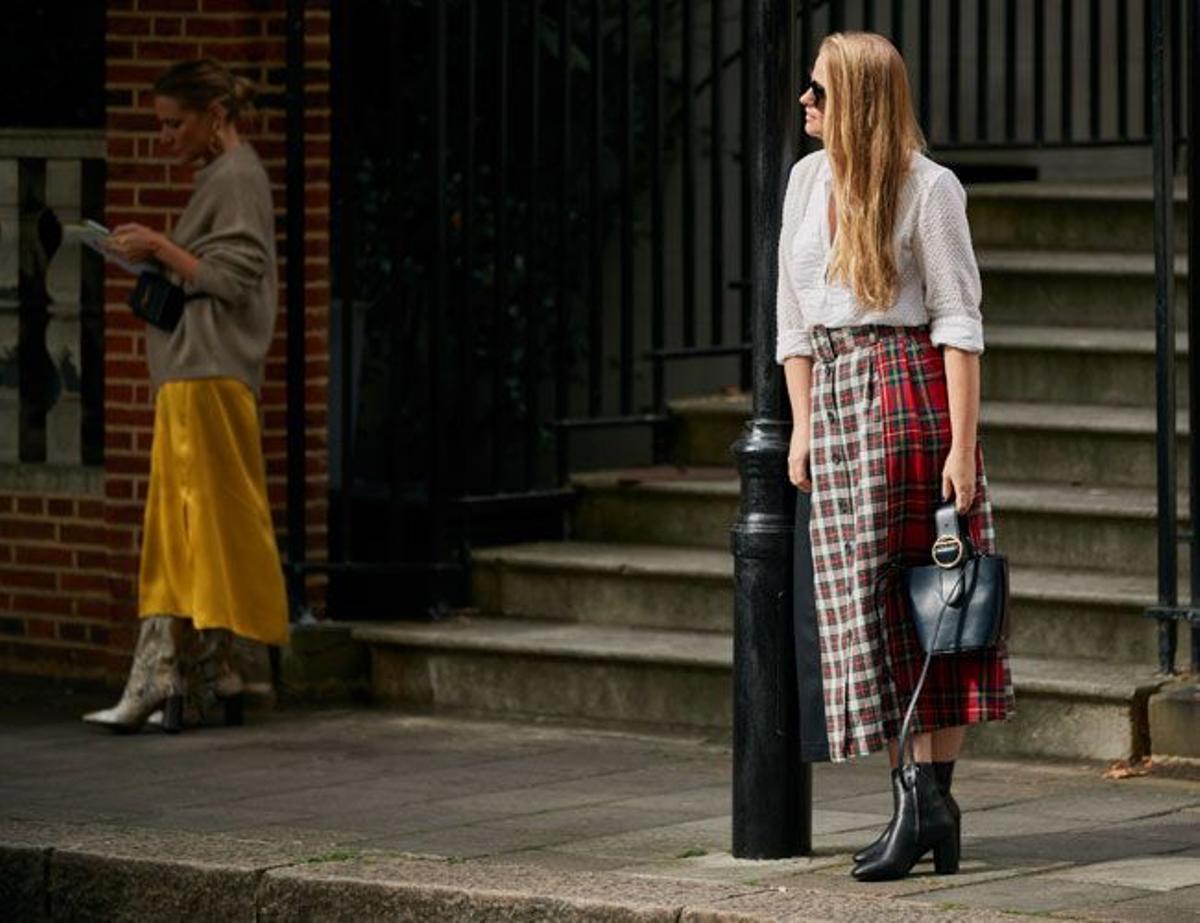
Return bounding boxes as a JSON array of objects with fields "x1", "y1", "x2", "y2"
[{"x1": 315, "y1": 0, "x2": 1195, "y2": 622}]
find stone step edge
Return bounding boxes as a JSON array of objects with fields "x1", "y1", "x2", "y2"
[
  {"x1": 967, "y1": 179, "x2": 1187, "y2": 202},
  {"x1": 669, "y1": 394, "x2": 1189, "y2": 438},
  {"x1": 976, "y1": 249, "x2": 1188, "y2": 276},
  {"x1": 0, "y1": 821, "x2": 1021, "y2": 923},
  {"x1": 474, "y1": 541, "x2": 1157, "y2": 612},
  {"x1": 354, "y1": 618, "x2": 1167, "y2": 705},
  {"x1": 984, "y1": 325, "x2": 1188, "y2": 356},
  {"x1": 571, "y1": 470, "x2": 1190, "y2": 523}
]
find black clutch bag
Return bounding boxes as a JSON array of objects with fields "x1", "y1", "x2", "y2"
[
  {"x1": 899, "y1": 502, "x2": 1008, "y2": 655},
  {"x1": 128, "y1": 271, "x2": 185, "y2": 333}
]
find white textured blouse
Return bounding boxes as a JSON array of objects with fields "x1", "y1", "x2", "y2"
[{"x1": 775, "y1": 149, "x2": 984, "y2": 363}]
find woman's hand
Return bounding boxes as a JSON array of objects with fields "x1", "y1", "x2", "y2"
[
  {"x1": 108, "y1": 223, "x2": 166, "y2": 263},
  {"x1": 788, "y1": 427, "x2": 812, "y2": 492},
  {"x1": 942, "y1": 444, "x2": 977, "y2": 514}
]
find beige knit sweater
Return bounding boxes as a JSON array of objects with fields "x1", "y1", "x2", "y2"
[{"x1": 145, "y1": 142, "x2": 277, "y2": 394}]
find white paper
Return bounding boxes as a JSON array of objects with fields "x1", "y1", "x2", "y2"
[{"x1": 64, "y1": 220, "x2": 153, "y2": 276}]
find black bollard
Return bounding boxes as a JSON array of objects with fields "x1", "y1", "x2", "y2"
[{"x1": 731, "y1": 0, "x2": 810, "y2": 859}]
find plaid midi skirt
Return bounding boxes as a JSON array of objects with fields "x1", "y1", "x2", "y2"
[{"x1": 808, "y1": 324, "x2": 1014, "y2": 762}]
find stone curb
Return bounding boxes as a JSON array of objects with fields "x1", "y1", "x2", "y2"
[{"x1": 0, "y1": 822, "x2": 1027, "y2": 923}]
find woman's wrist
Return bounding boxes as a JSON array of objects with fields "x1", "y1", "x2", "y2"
[{"x1": 948, "y1": 440, "x2": 976, "y2": 456}]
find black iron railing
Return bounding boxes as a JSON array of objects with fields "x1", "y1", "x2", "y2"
[
  {"x1": 800, "y1": 0, "x2": 1191, "y2": 151},
  {"x1": 1145, "y1": 0, "x2": 1199, "y2": 675}
]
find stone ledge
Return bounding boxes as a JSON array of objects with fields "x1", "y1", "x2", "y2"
[
  {"x1": 0, "y1": 821, "x2": 1023, "y2": 923},
  {"x1": 0, "y1": 462, "x2": 103, "y2": 497},
  {"x1": 1149, "y1": 682, "x2": 1200, "y2": 759}
]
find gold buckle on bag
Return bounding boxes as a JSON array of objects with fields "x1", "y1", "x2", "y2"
[{"x1": 932, "y1": 535, "x2": 965, "y2": 569}]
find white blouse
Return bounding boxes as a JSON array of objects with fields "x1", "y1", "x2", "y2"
[{"x1": 775, "y1": 149, "x2": 984, "y2": 363}]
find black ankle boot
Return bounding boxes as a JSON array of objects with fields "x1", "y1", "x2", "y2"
[
  {"x1": 934, "y1": 760, "x2": 960, "y2": 820},
  {"x1": 852, "y1": 762, "x2": 959, "y2": 881},
  {"x1": 853, "y1": 769, "x2": 900, "y2": 865}
]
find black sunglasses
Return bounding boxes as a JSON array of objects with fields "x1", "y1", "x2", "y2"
[{"x1": 802, "y1": 75, "x2": 826, "y2": 108}]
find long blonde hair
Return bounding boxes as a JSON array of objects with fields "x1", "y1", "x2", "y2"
[{"x1": 820, "y1": 32, "x2": 925, "y2": 311}]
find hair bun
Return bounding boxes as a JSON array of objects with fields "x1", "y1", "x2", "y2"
[{"x1": 230, "y1": 75, "x2": 257, "y2": 117}]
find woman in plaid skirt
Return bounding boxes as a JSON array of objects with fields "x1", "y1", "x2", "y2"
[{"x1": 777, "y1": 33, "x2": 1015, "y2": 880}]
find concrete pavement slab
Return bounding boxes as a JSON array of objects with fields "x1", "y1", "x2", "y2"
[
  {"x1": 901, "y1": 876, "x2": 1151, "y2": 915},
  {"x1": 1045, "y1": 849, "x2": 1200, "y2": 891},
  {"x1": 1057, "y1": 884, "x2": 1200, "y2": 921}
]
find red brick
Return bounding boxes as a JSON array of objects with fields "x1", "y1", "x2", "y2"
[
  {"x1": 79, "y1": 501, "x2": 105, "y2": 520},
  {"x1": 15, "y1": 546, "x2": 73, "y2": 568},
  {"x1": 137, "y1": 187, "x2": 193, "y2": 208},
  {"x1": 27, "y1": 619, "x2": 56, "y2": 640},
  {"x1": 154, "y1": 16, "x2": 184, "y2": 34},
  {"x1": 47, "y1": 498, "x2": 75, "y2": 517},
  {"x1": 107, "y1": 162, "x2": 169, "y2": 183},
  {"x1": 16, "y1": 497, "x2": 44, "y2": 515},
  {"x1": 77, "y1": 551, "x2": 109, "y2": 570},
  {"x1": 186, "y1": 17, "x2": 263, "y2": 36},
  {"x1": 109, "y1": 15, "x2": 153, "y2": 35},
  {"x1": 75, "y1": 599, "x2": 113, "y2": 619},
  {"x1": 202, "y1": 39, "x2": 286, "y2": 62},
  {"x1": 133, "y1": 40, "x2": 202, "y2": 61},
  {"x1": 106, "y1": 431, "x2": 133, "y2": 452},
  {"x1": 61, "y1": 573, "x2": 111, "y2": 594},
  {"x1": 13, "y1": 595, "x2": 72, "y2": 617},
  {"x1": 0, "y1": 519, "x2": 55, "y2": 542},
  {"x1": 107, "y1": 63, "x2": 167, "y2": 86},
  {"x1": 138, "y1": 0, "x2": 199, "y2": 10},
  {"x1": 60, "y1": 524, "x2": 108, "y2": 547},
  {"x1": 0, "y1": 569, "x2": 57, "y2": 591}
]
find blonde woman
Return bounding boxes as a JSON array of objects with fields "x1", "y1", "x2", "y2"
[
  {"x1": 83, "y1": 59, "x2": 288, "y2": 732},
  {"x1": 778, "y1": 33, "x2": 1014, "y2": 880}
]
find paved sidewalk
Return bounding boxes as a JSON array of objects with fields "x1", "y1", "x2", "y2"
[{"x1": 1, "y1": 683, "x2": 1199, "y2": 921}]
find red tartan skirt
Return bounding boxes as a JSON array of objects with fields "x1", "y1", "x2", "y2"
[{"x1": 807, "y1": 324, "x2": 1014, "y2": 762}]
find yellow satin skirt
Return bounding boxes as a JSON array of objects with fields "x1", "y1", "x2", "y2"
[{"x1": 138, "y1": 378, "x2": 289, "y2": 646}]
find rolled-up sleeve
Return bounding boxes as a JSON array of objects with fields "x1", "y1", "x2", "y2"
[
  {"x1": 775, "y1": 162, "x2": 812, "y2": 363},
  {"x1": 913, "y1": 169, "x2": 984, "y2": 354}
]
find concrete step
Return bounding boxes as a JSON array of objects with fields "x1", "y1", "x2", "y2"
[
  {"x1": 472, "y1": 533, "x2": 1178, "y2": 666},
  {"x1": 967, "y1": 180, "x2": 1187, "y2": 254},
  {"x1": 981, "y1": 401, "x2": 1186, "y2": 488},
  {"x1": 978, "y1": 250, "x2": 1188, "y2": 330},
  {"x1": 356, "y1": 615, "x2": 1170, "y2": 761},
  {"x1": 990, "y1": 480, "x2": 1186, "y2": 577},
  {"x1": 669, "y1": 392, "x2": 1188, "y2": 489},
  {"x1": 573, "y1": 463, "x2": 1184, "y2": 576},
  {"x1": 983, "y1": 325, "x2": 1188, "y2": 409},
  {"x1": 1149, "y1": 682, "x2": 1200, "y2": 759},
  {"x1": 472, "y1": 540, "x2": 734, "y2": 633}
]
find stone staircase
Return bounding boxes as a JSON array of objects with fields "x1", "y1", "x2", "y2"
[{"x1": 355, "y1": 179, "x2": 1196, "y2": 762}]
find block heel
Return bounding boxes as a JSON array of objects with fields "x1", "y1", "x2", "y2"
[
  {"x1": 933, "y1": 822, "x2": 961, "y2": 875},
  {"x1": 222, "y1": 693, "x2": 245, "y2": 727},
  {"x1": 161, "y1": 694, "x2": 184, "y2": 734}
]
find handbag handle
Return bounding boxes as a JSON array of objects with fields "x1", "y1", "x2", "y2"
[
  {"x1": 895, "y1": 566, "x2": 966, "y2": 768},
  {"x1": 895, "y1": 498, "x2": 973, "y2": 768}
]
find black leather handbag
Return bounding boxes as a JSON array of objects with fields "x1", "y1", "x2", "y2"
[
  {"x1": 899, "y1": 502, "x2": 1009, "y2": 655},
  {"x1": 128, "y1": 271, "x2": 185, "y2": 333},
  {"x1": 886, "y1": 501, "x2": 1010, "y2": 763}
]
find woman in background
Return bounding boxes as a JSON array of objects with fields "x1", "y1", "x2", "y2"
[{"x1": 84, "y1": 58, "x2": 288, "y2": 733}]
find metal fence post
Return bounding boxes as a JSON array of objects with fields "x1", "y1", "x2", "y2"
[
  {"x1": 1146, "y1": 0, "x2": 1180, "y2": 674},
  {"x1": 284, "y1": 0, "x2": 308, "y2": 619},
  {"x1": 731, "y1": 0, "x2": 810, "y2": 860}
]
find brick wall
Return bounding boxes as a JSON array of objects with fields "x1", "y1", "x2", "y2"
[{"x1": 0, "y1": 0, "x2": 331, "y2": 684}]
